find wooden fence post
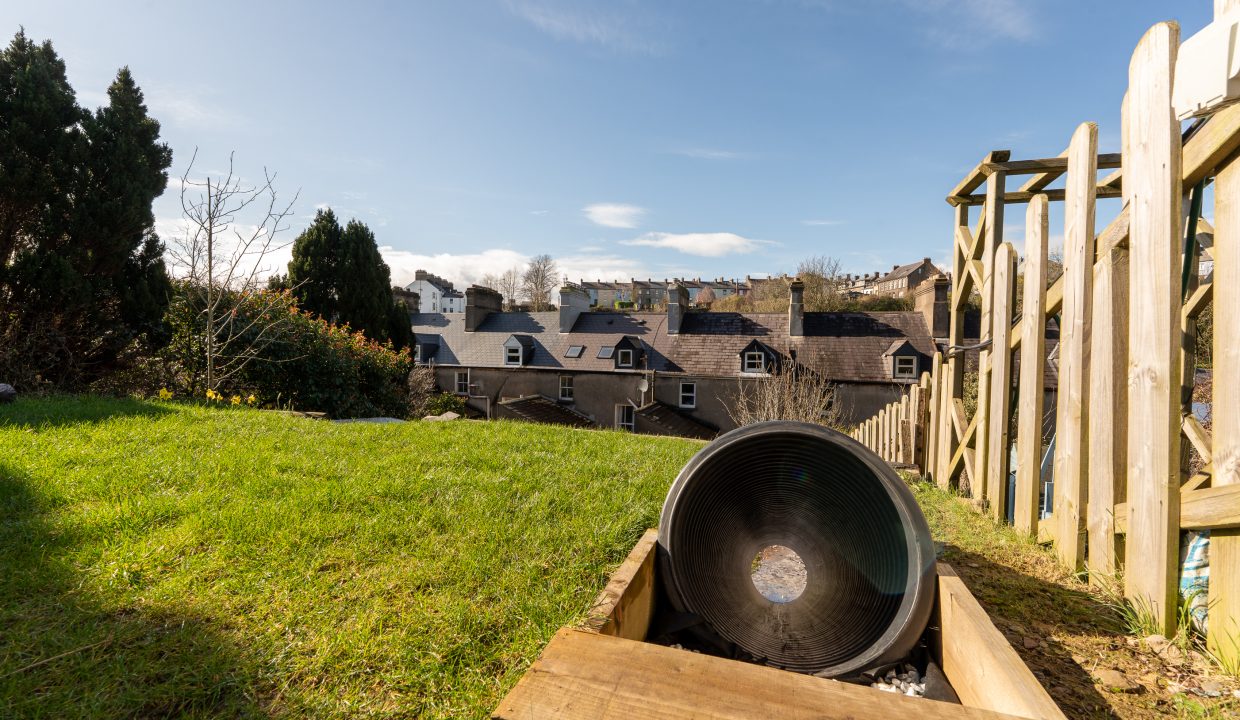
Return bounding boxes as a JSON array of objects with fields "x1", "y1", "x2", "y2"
[
  {"x1": 1015, "y1": 195, "x2": 1049, "y2": 536},
  {"x1": 912, "y1": 381, "x2": 922, "y2": 465},
  {"x1": 938, "y1": 362, "x2": 954, "y2": 489},
  {"x1": 880, "y1": 408, "x2": 889, "y2": 461},
  {"x1": 974, "y1": 171, "x2": 1007, "y2": 501},
  {"x1": 986, "y1": 242, "x2": 1018, "y2": 521},
  {"x1": 1087, "y1": 196, "x2": 1131, "y2": 584},
  {"x1": 1124, "y1": 22, "x2": 1182, "y2": 634},
  {"x1": 899, "y1": 394, "x2": 910, "y2": 465},
  {"x1": 1052, "y1": 121, "x2": 1099, "y2": 571},
  {"x1": 1210, "y1": 149, "x2": 1240, "y2": 666},
  {"x1": 927, "y1": 358, "x2": 942, "y2": 480}
]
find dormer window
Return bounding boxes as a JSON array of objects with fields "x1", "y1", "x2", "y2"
[
  {"x1": 413, "y1": 335, "x2": 439, "y2": 364},
  {"x1": 503, "y1": 334, "x2": 534, "y2": 366},
  {"x1": 883, "y1": 339, "x2": 921, "y2": 381},
  {"x1": 738, "y1": 340, "x2": 777, "y2": 375},
  {"x1": 611, "y1": 336, "x2": 644, "y2": 370}
]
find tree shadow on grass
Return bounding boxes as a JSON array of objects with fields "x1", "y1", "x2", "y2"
[
  {"x1": 0, "y1": 464, "x2": 269, "y2": 719},
  {"x1": 0, "y1": 395, "x2": 172, "y2": 430},
  {"x1": 939, "y1": 544, "x2": 1126, "y2": 719}
]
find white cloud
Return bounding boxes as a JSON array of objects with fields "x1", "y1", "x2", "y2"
[
  {"x1": 621, "y1": 231, "x2": 768, "y2": 257},
  {"x1": 529, "y1": 209, "x2": 550, "y2": 216},
  {"x1": 378, "y1": 247, "x2": 651, "y2": 288},
  {"x1": 583, "y1": 202, "x2": 646, "y2": 229},
  {"x1": 381, "y1": 248, "x2": 529, "y2": 288},
  {"x1": 145, "y1": 86, "x2": 246, "y2": 130},
  {"x1": 558, "y1": 253, "x2": 651, "y2": 283},
  {"x1": 671, "y1": 147, "x2": 744, "y2": 160},
  {"x1": 801, "y1": 219, "x2": 845, "y2": 227},
  {"x1": 907, "y1": 0, "x2": 1037, "y2": 49},
  {"x1": 504, "y1": 0, "x2": 665, "y2": 55}
]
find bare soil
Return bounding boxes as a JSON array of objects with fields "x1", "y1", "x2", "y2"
[{"x1": 913, "y1": 478, "x2": 1239, "y2": 719}]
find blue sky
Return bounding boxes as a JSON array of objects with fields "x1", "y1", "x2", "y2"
[{"x1": 3, "y1": 1, "x2": 1213, "y2": 288}]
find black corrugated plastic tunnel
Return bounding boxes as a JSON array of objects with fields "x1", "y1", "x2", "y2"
[{"x1": 658, "y1": 420, "x2": 936, "y2": 678}]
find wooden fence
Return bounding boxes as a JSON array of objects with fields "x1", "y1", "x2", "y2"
[{"x1": 850, "y1": 14, "x2": 1240, "y2": 666}]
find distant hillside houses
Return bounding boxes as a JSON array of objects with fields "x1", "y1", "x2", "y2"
[
  {"x1": 404, "y1": 270, "x2": 464, "y2": 313},
  {"x1": 410, "y1": 279, "x2": 950, "y2": 438},
  {"x1": 873, "y1": 258, "x2": 943, "y2": 298},
  {"x1": 400, "y1": 260, "x2": 942, "y2": 314},
  {"x1": 577, "y1": 278, "x2": 749, "y2": 310}
]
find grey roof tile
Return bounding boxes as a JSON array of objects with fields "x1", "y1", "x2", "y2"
[{"x1": 411, "y1": 309, "x2": 936, "y2": 384}]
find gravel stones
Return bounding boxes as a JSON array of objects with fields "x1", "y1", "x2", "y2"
[{"x1": 871, "y1": 664, "x2": 926, "y2": 698}]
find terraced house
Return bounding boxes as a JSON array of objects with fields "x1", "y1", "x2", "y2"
[{"x1": 410, "y1": 280, "x2": 938, "y2": 439}]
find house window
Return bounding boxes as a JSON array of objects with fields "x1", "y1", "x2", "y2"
[
  {"x1": 743, "y1": 351, "x2": 766, "y2": 373},
  {"x1": 565, "y1": 345, "x2": 584, "y2": 358},
  {"x1": 617, "y1": 348, "x2": 634, "y2": 368},
  {"x1": 616, "y1": 404, "x2": 635, "y2": 432},
  {"x1": 560, "y1": 376, "x2": 574, "y2": 401},
  {"x1": 413, "y1": 344, "x2": 421, "y2": 363},
  {"x1": 894, "y1": 356, "x2": 917, "y2": 379},
  {"x1": 597, "y1": 347, "x2": 615, "y2": 359},
  {"x1": 505, "y1": 347, "x2": 522, "y2": 365},
  {"x1": 679, "y1": 382, "x2": 696, "y2": 409},
  {"x1": 455, "y1": 370, "x2": 470, "y2": 394}
]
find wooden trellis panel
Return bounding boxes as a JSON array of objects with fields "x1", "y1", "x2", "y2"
[{"x1": 849, "y1": 11, "x2": 1240, "y2": 653}]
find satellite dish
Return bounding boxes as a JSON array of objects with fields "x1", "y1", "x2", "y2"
[{"x1": 638, "y1": 378, "x2": 650, "y2": 393}]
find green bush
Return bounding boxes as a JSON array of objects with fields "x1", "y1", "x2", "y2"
[
  {"x1": 424, "y1": 392, "x2": 466, "y2": 416},
  {"x1": 163, "y1": 282, "x2": 412, "y2": 418}
]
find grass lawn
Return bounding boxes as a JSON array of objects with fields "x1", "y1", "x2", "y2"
[
  {"x1": 3, "y1": 397, "x2": 1235, "y2": 719},
  {"x1": 0, "y1": 396, "x2": 701, "y2": 718}
]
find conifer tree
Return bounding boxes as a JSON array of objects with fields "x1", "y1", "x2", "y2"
[
  {"x1": 287, "y1": 209, "x2": 410, "y2": 348},
  {"x1": 288, "y1": 208, "x2": 343, "y2": 322},
  {"x1": 337, "y1": 219, "x2": 392, "y2": 339},
  {"x1": 1, "y1": 31, "x2": 172, "y2": 384}
]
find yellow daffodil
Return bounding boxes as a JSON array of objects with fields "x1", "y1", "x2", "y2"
[
  {"x1": 158, "y1": 387, "x2": 173, "y2": 400},
  {"x1": 231, "y1": 395, "x2": 241, "y2": 405},
  {"x1": 246, "y1": 394, "x2": 257, "y2": 405}
]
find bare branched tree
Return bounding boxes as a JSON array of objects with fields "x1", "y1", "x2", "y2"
[
  {"x1": 478, "y1": 273, "x2": 501, "y2": 292},
  {"x1": 726, "y1": 364, "x2": 844, "y2": 429},
  {"x1": 521, "y1": 254, "x2": 557, "y2": 311},
  {"x1": 166, "y1": 149, "x2": 301, "y2": 391},
  {"x1": 497, "y1": 267, "x2": 522, "y2": 309},
  {"x1": 797, "y1": 255, "x2": 848, "y2": 311}
]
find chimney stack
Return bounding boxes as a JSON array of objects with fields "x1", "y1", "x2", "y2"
[
  {"x1": 788, "y1": 279, "x2": 805, "y2": 337},
  {"x1": 914, "y1": 276, "x2": 950, "y2": 338},
  {"x1": 464, "y1": 285, "x2": 503, "y2": 332},
  {"x1": 667, "y1": 282, "x2": 690, "y2": 335},
  {"x1": 558, "y1": 284, "x2": 590, "y2": 333}
]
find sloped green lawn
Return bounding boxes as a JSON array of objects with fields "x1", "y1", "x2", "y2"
[{"x1": 0, "y1": 397, "x2": 701, "y2": 719}]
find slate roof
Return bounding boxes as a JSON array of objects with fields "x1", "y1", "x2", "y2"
[
  {"x1": 496, "y1": 395, "x2": 594, "y2": 427},
  {"x1": 636, "y1": 402, "x2": 718, "y2": 440},
  {"x1": 411, "y1": 309, "x2": 937, "y2": 384},
  {"x1": 881, "y1": 259, "x2": 938, "y2": 283}
]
